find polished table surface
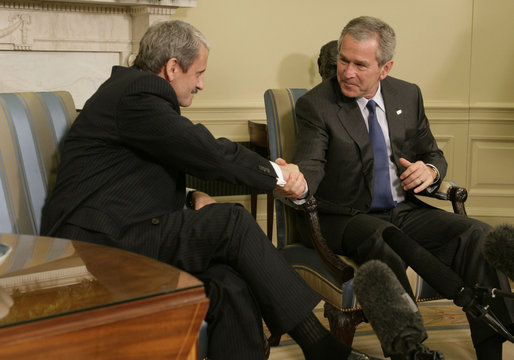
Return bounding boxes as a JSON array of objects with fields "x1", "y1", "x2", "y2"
[{"x1": 0, "y1": 233, "x2": 208, "y2": 359}]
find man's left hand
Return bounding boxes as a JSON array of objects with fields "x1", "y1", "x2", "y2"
[{"x1": 399, "y1": 157, "x2": 436, "y2": 193}]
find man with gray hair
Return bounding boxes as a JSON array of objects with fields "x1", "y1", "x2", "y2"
[
  {"x1": 41, "y1": 20, "x2": 380, "y2": 360},
  {"x1": 293, "y1": 16, "x2": 513, "y2": 360}
]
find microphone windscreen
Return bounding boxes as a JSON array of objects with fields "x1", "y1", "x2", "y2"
[
  {"x1": 483, "y1": 224, "x2": 514, "y2": 280},
  {"x1": 353, "y1": 260, "x2": 427, "y2": 355}
]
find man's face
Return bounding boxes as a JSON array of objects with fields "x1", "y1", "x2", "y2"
[
  {"x1": 336, "y1": 35, "x2": 393, "y2": 99},
  {"x1": 170, "y1": 45, "x2": 208, "y2": 107}
]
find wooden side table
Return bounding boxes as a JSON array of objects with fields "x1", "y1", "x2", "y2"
[
  {"x1": 248, "y1": 120, "x2": 274, "y2": 241},
  {"x1": 0, "y1": 233, "x2": 208, "y2": 360}
]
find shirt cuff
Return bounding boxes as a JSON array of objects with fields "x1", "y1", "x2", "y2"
[
  {"x1": 270, "y1": 161, "x2": 309, "y2": 202},
  {"x1": 292, "y1": 197, "x2": 307, "y2": 205},
  {"x1": 426, "y1": 163, "x2": 440, "y2": 183},
  {"x1": 270, "y1": 161, "x2": 286, "y2": 186}
]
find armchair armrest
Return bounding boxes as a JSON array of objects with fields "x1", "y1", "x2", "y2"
[
  {"x1": 274, "y1": 194, "x2": 354, "y2": 285},
  {"x1": 427, "y1": 180, "x2": 468, "y2": 216}
]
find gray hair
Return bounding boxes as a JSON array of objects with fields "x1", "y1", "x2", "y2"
[
  {"x1": 338, "y1": 16, "x2": 396, "y2": 67},
  {"x1": 134, "y1": 20, "x2": 210, "y2": 74}
]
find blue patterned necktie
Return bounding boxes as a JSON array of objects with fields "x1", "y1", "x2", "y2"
[{"x1": 367, "y1": 100, "x2": 396, "y2": 210}]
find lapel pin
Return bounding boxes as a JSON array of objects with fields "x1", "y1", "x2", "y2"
[{"x1": 396, "y1": 109, "x2": 402, "y2": 115}]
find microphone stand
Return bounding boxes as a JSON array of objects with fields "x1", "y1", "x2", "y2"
[{"x1": 464, "y1": 285, "x2": 514, "y2": 343}]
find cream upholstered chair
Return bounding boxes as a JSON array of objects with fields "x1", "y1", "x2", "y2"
[{"x1": 263, "y1": 88, "x2": 469, "y2": 346}]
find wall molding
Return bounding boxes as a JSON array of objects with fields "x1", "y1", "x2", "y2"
[
  {"x1": 470, "y1": 105, "x2": 514, "y2": 123},
  {"x1": 468, "y1": 135, "x2": 514, "y2": 194},
  {"x1": 184, "y1": 102, "x2": 514, "y2": 141}
]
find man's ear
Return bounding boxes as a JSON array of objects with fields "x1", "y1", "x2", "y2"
[
  {"x1": 160, "y1": 58, "x2": 179, "y2": 81},
  {"x1": 380, "y1": 59, "x2": 394, "y2": 80}
]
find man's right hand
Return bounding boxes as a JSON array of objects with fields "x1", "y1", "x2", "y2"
[{"x1": 274, "y1": 158, "x2": 307, "y2": 199}]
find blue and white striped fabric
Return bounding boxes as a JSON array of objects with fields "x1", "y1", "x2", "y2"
[{"x1": 0, "y1": 92, "x2": 77, "y2": 235}]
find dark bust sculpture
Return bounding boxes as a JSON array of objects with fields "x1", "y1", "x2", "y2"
[{"x1": 317, "y1": 40, "x2": 338, "y2": 80}]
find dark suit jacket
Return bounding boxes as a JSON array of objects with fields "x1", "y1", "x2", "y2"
[
  {"x1": 293, "y1": 76, "x2": 447, "y2": 215},
  {"x1": 41, "y1": 66, "x2": 277, "y2": 240}
]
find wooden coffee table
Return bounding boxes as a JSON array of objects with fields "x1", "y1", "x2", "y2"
[{"x1": 0, "y1": 233, "x2": 208, "y2": 359}]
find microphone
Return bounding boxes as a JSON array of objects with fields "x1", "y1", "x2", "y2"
[
  {"x1": 382, "y1": 227, "x2": 514, "y2": 343},
  {"x1": 483, "y1": 224, "x2": 514, "y2": 280},
  {"x1": 353, "y1": 260, "x2": 444, "y2": 359}
]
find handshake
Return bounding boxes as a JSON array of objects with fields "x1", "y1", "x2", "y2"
[{"x1": 273, "y1": 157, "x2": 308, "y2": 200}]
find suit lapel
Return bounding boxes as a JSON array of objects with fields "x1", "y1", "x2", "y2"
[{"x1": 335, "y1": 94, "x2": 374, "y2": 177}]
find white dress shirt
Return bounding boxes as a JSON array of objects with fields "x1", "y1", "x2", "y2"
[{"x1": 356, "y1": 84, "x2": 406, "y2": 204}]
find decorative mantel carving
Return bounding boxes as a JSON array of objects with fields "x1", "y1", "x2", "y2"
[{"x1": 0, "y1": 13, "x2": 32, "y2": 50}]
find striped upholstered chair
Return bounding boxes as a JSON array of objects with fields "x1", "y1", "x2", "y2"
[
  {"x1": 263, "y1": 88, "x2": 469, "y2": 346},
  {"x1": 0, "y1": 92, "x2": 77, "y2": 235}
]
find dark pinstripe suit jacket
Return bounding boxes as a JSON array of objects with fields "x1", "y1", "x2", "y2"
[
  {"x1": 41, "y1": 66, "x2": 277, "y2": 243},
  {"x1": 293, "y1": 76, "x2": 447, "y2": 216}
]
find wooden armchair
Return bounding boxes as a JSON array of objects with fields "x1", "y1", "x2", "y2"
[{"x1": 263, "y1": 88, "x2": 469, "y2": 347}]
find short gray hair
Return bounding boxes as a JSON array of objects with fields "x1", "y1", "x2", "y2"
[
  {"x1": 134, "y1": 20, "x2": 210, "y2": 74},
  {"x1": 338, "y1": 16, "x2": 396, "y2": 67}
]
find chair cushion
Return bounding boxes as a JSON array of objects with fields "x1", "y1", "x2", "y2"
[{"x1": 281, "y1": 244, "x2": 358, "y2": 310}]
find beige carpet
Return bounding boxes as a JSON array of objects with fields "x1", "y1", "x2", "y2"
[{"x1": 266, "y1": 300, "x2": 514, "y2": 360}]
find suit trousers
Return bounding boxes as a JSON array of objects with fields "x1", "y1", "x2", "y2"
[
  {"x1": 56, "y1": 202, "x2": 320, "y2": 360},
  {"x1": 318, "y1": 200, "x2": 513, "y2": 350},
  {"x1": 196, "y1": 264, "x2": 266, "y2": 359}
]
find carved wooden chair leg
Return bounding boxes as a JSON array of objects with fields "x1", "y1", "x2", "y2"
[{"x1": 324, "y1": 302, "x2": 365, "y2": 347}]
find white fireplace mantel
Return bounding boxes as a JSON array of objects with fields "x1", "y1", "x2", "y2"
[{"x1": 0, "y1": 0, "x2": 197, "y2": 107}]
